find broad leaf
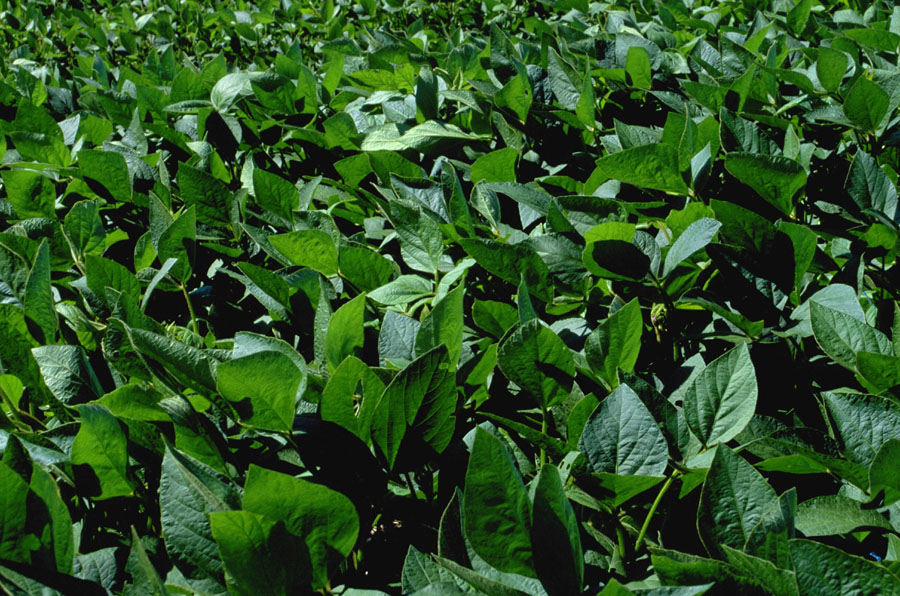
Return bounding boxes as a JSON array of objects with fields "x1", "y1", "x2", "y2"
[
  {"x1": 463, "y1": 428, "x2": 535, "y2": 578},
  {"x1": 683, "y1": 344, "x2": 758, "y2": 447},
  {"x1": 578, "y1": 384, "x2": 668, "y2": 476},
  {"x1": 498, "y1": 319, "x2": 575, "y2": 409}
]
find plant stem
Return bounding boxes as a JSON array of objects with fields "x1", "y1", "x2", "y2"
[
  {"x1": 616, "y1": 518, "x2": 629, "y2": 564},
  {"x1": 404, "y1": 472, "x2": 418, "y2": 500},
  {"x1": 540, "y1": 408, "x2": 548, "y2": 467},
  {"x1": 634, "y1": 470, "x2": 679, "y2": 552},
  {"x1": 180, "y1": 283, "x2": 200, "y2": 337}
]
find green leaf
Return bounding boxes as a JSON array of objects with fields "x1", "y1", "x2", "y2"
[
  {"x1": 589, "y1": 473, "x2": 665, "y2": 508},
  {"x1": 325, "y1": 293, "x2": 366, "y2": 372},
  {"x1": 844, "y1": 28, "x2": 900, "y2": 53},
  {"x1": 24, "y1": 239, "x2": 56, "y2": 342},
  {"x1": 547, "y1": 49, "x2": 580, "y2": 109},
  {"x1": 593, "y1": 144, "x2": 689, "y2": 194},
  {"x1": 662, "y1": 218, "x2": 721, "y2": 278},
  {"x1": 578, "y1": 383, "x2": 668, "y2": 476},
  {"x1": 370, "y1": 344, "x2": 455, "y2": 468},
  {"x1": 790, "y1": 539, "x2": 900, "y2": 596},
  {"x1": 857, "y1": 352, "x2": 900, "y2": 392},
  {"x1": 869, "y1": 438, "x2": 900, "y2": 506},
  {"x1": 157, "y1": 206, "x2": 195, "y2": 283},
  {"x1": 432, "y1": 555, "x2": 537, "y2": 596},
  {"x1": 459, "y1": 238, "x2": 553, "y2": 303},
  {"x1": 683, "y1": 344, "x2": 758, "y2": 447},
  {"x1": 463, "y1": 428, "x2": 535, "y2": 578},
  {"x1": 176, "y1": 163, "x2": 232, "y2": 226},
  {"x1": 0, "y1": 305, "x2": 43, "y2": 403},
  {"x1": 209, "y1": 511, "x2": 306, "y2": 596},
  {"x1": 724, "y1": 153, "x2": 806, "y2": 217},
  {"x1": 795, "y1": 494, "x2": 891, "y2": 536},
  {"x1": 360, "y1": 121, "x2": 484, "y2": 152},
  {"x1": 816, "y1": 47, "x2": 848, "y2": 93},
  {"x1": 127, "y1": 327, "x2": 218, "y2": 394},
  {"x1": 236, "y1": 261, "x2": 294, "y2": 316},
  {"x1": 625, "y1": 46, "x2": 652, "y2": 89},
  {"x1": 496, "y1": 73, "x2": 533, "y2": 124},
  {"x1": 811, "y1": 301, "x2": 893, "y2": 370},
  {"x1": 845, "y1": 150, "x2": 898, "y2": 220},
  {"x1": 390, "y1": 201, "x2": 446, "y2": 275},
  {"x1": 471, "y1": 148, "x2": 518, "y2": 184},
  {"x1": 0, "y1": 462, "x2": 30, "y2": 564},
  {"x1": 217, "y1": 351, "x2": 302, "y2": 432},
  {"x1": 697, "y1": 446, "x2": 776, "y2": 558},
  {"x1": 786, "y1": 0, "x2": 812, "y2": 35},
  {"x1": 63, "y1": 200, "x2": 106, "y2": 260},
  {"x1": 368, "y1": 275, "x2": 433, "y2": 306},
  {"x1": 720, "y1": 546, "x2": 799, "y2": 596},
  {"x1": 843, "y1": 76, "x2": 890, "y2": 132},
  {"x1": 650, "y1": 548, "x2": 767, "y2": 595},
  {"x1": 32, "y1": 345, "x2": 102, "y2": 405},
  {"x1": 584, "y1": 298, "x2": 643, "y2": 386},
  {"x1": 85, "y1": 254, "x2": 141, "y2": 307},
  {"x1": 1, "y1": 169, "x2": 56, "y2": 219},
  {"x1": 531, "y1": 464, "x2": 583, "y2": 596},
  {"x1": 252, "y1": 169, "x2": 299, "y2": 223},
  {"x1": 582, "y1": 222, "x2": 650, "y2": 281},
  {"x1": 823, "y1": 392, "x2": 900, "y2": 467},
  {"x1": 71, "y1": 405, "x2": 134, "y2": 499},
  {"x1": 415, "y1": 66, "x2": 439, "y2": 121},
  {"x1": 77, "y1": 149, "x2": 132, "y2": 203},
  {"x1": 401, "y1": 545, "x2": 458, "y2": 594},
  {"x1": 210, "y1": 72, "x2": 258, "y2": 112},
  {"x1": 416, "y1": 285, "x2": 464, "y2": 367},
  {"x1": 269, "y1": 229, "x2": 339, "y2": 277},
  {"x1": 320, "y1": 356, "x2": 371, "y2": 439},
  {"x1": 28, "y1": 465, "x2": 74, "y2": 574},
  {"x1": 125, "y1": 525, "x2": 169, "y2": 596},
  {"x1": 159, "y1": 443, "x2": 238, "y2": 596},
  {"x1": 379, "y1": 311, "x2": 420, "y2": 367},
  {"x1": 745, "y1": 488, "x2": 796, "y2": 569},
  {"x1": 473, "y1": 300, "x2": 519, "y2": 339},
  {"x1": 242, "y1": 465, "x2": 358, "y2": 591},
  {"x1": 498, "y1": 319, "x2": 575, "y2": 409},
  {"x1": 339, "y1": 246, "x2": 394, "y2": 293}
]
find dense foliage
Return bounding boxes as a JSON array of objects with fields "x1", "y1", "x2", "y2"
[{"x1": 2, "y1": 0, "x2": 900, "y2": 593}]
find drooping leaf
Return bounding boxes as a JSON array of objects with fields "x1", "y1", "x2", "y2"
[
  {"x1": 242, "y1": 465, "x2": 359, "y2": 591},
  {"x1": 217, "y1": 351, "x2": 302, "y2": 432},
  {"x1": 697, "y1": 446, "x2": 776, "y2": 558},
  {"x1": 531, "y1": 463, "x2": 583, "y2": 596},
  {"x1": 370, "y1": 345, "x2": 456, "y2": 469},
  {"x1": 497, "y1": 319, "x2": 575, "y2": 409},
  {"x1": 794, "y1": 494, "x2": 892, "y2": 536},
  {"x1": 71, "y1": 405, "x2": 133, "y2": 499},
  {"x1": 593, "y1": 144, "x2": 689, "y2": 194},
  {"x1": 159, "y1": 443, "x2": 238, "y2": 596},
  {"x1": 463, "y1": 428, "x2": 535, "y2": 578},
  {"x1": 790, "y1": 539, "x2": 900, "y2": 596},
  {"x1": 584, "y1": 298, "x2": 643, "y2": 386},
  {"x1": 811, "y1": 301, "x2": 893, "y2": 370},
  {"x1": 325, "y1": 292, "x2": 367, "y2": 372},
  {"x1": 724, "y1": 153, "x2": 806, "y2": 216}
]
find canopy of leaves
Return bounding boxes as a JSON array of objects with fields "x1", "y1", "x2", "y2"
[{"x1": 2, "y1": 0, "x2": 900, "y2": 594}]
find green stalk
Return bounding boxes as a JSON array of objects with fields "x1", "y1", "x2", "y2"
[
  {"x1": 180, "y1": 283, "x2": 200, "y2": 337},
  {"x1": 540, "y1": 407, "x2": 548, "y2": 467},
  {"x1": 616, "y1": 518, "x2": 629, "y2": 564},
  {"x1": 634, "y1": 470, "x2": 679, "y2": 552}
]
